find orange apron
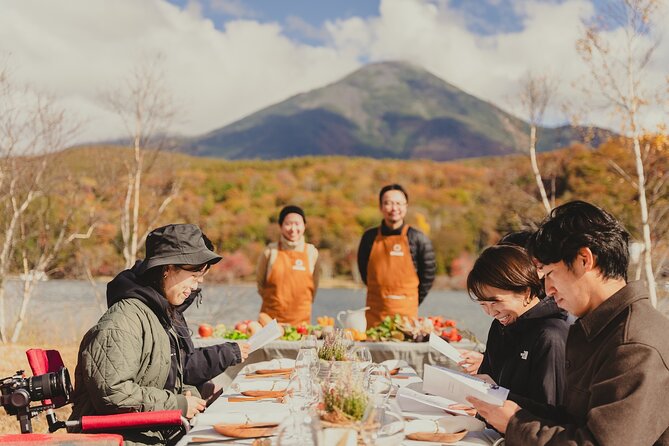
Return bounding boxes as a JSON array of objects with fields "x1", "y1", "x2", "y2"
[
  {"x1": 366, "y1": 225, "x2": 420, "y2": 327},
  {"x1": 260, "y1": 242, "x2": 314, "y2": 326}
]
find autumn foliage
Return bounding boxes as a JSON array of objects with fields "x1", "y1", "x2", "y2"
[{"x1": 10, "y1": 138, "x2": 666, "y2": 286}]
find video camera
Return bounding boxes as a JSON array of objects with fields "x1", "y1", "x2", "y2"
[{"x1": 1, "y1": 368, "x2": 72, "y2": 433}]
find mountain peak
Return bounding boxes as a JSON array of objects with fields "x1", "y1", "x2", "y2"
[{"x1": 182, "y1": 62, "x2": 611, "y2": 160}]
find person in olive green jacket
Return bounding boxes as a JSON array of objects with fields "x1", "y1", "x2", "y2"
[
  {"x1": 70, "y1": 224, "x2": 230, "y2": 445},
  {"x1": 468, "y1": 201, "x2": 669, "y2": 446}
]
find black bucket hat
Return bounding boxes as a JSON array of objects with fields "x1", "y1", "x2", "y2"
[{"x1": 137, "y1": 224, "x2": 222, "y2": 274}]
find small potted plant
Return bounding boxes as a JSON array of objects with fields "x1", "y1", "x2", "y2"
[
  {"x1": 320, "y1": 367, "x2": 369, "y2": 425},
  {"x1": 317, "y1": 329, "x2": 354, "y2": 379}
]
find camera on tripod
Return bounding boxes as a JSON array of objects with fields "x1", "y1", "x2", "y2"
[{"x1": 1, "y1": 368, "x2": 72, "y2": 433}]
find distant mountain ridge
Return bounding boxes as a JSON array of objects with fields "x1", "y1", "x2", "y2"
[{"x1": 181, "y1": 61, "x2": 612, "y2": 161}]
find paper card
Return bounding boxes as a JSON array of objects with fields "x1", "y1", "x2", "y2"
[
  {"x1": 429, "y1": 333, "x2": 464, "y2": 364},
  {"x1": 422, "y1": 365, "x2": 509, "y2": 407},
  {"x1": 248, "y1": 319, "x2": 282, "y2": 352},
  {"x1": 396, "y1": 386, "x2": 470, "y2": 416}
]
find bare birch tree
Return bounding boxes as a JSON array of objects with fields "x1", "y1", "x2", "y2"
[
  {"x1": 576, "y1": 0, "x2": 666, "y2": 306},
  {"x1": 103, "y1": 55, "x2": 180, "y2": 269},
  {"x1": 0, "y1": 64, "x2": 80, "y2": 343},
  {"x1": 519, "y1": 72, "x2": 557, "y2": 215},
  {"x1": 11, "y1": 192, "x2": 96, "y2": 342}
]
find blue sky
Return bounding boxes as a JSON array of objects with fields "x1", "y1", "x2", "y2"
[{"x1": 1, "y1": 0, "x2": 665, "y2": 143}]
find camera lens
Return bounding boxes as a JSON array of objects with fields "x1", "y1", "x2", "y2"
[{"x1": 27, "y1": 368, "x2": 72, "y2": 402}]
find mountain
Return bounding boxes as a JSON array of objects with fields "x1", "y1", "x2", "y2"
[{"x1": 182, "y1": 61, "x2": 612, "y2": 161}]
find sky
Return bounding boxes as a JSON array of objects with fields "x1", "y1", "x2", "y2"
[{"x1": 1, "y1": 0, "x2": 667, "y2": 145}]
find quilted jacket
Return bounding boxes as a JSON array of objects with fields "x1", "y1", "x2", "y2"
[{"x1": 69, "y1": 266, "x2": 194, "y2": 445}]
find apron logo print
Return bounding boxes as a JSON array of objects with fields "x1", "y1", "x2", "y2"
[
  {"x1": 292, "y1": 258, "x2": 306, "y2": 271},
  {"x1": 390, "y1": 243, "x2": 404, "y2": 256},
  {"x1": 520, "y1": 350, "x2": 529, "y2": 360}
]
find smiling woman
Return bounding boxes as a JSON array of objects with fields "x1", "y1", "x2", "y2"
[
  {"x1": 68, "y1": 224, "x2": 250, "y2": 445},
  {"x1": 464, "y1": 244, "x2": 570, "y2": 407}
]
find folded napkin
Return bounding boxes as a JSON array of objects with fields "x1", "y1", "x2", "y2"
[
  {"x1": 379, "y1": 359, "x2": 409, "y2": 370},
  {"x1": 321, "y1": 427, "x2": 357, "y2": 446},
  {"x1": 242, "y1": 358, "x2": 295, "y2": 374},
  {"x1": 232, "y1": 380, "x2": 287, "y2": 393},
  {"x1": 197, "y1": 403, "x2": 290, "y2": 426},
  {"x1": 405, "y1": 415, "x2": 485, "y2": 435}
]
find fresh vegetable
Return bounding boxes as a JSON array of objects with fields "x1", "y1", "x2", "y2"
[
  {"x1": 281, "y1": 325, "x2": 302, "y2": 341},
  {"x1": 316, "y1": 316, "x2": 335, "y2": 327},
  {"x1": 198, "y1": 323, "x2": 213, "y2": 338},
  {"x1": 222, "y1": 329, "x2": 249, "y2": 340}
]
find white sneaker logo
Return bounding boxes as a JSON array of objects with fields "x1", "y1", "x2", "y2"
[{"x1": 520, "y1": 351, "x2": 528, "y2": 360}]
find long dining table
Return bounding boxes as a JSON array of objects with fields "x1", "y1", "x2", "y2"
[
  {"x1": 177, "y1": 358, "x2": 502, "y2": 446},
  {"x1": 194, "y1": 338, "x2": 481, "y2": 390}
]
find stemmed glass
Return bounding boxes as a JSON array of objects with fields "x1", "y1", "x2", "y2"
[
  {"x1": 296, "y1": 348, "x2": 320, "y2": 377},
  {"x1": 359, "y1": 399, "x2": 405, "y2": 446},
  {"x1": 349, "y1": 345, "x2": 373, "y2": 371},
  {"x1": 285, "y1": 372, "x2": 319, "y2": 413},
  {"x1": 364, "y1": 364, "x2": 393, "y2": 405},
  {"x1": 301, "y1": 334, "x2": 318, "y2": 351},
  {"x1": 341, "y1": 329, "x2": 355, "y2": 351},
  {"x1": 276, "y1": 407, "x2": 322, "y2": 446}
]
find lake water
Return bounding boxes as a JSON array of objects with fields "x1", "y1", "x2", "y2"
[{"x1": 2, "y1": 279, "x2": 491, "y2": 344}]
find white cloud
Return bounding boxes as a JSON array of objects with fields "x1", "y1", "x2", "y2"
[
  {"x1": 325, "y1": 0, "x2": 668, "y2": 131},
  {"x1": 208, "y1": 0, "x2": 257, "y2": 19},
  {"x1": 0, "y1": 0, "x2": 360, "y2": 143},
  {"x1": 0, "y1": 0, "x2": 666, "y2": 144}
]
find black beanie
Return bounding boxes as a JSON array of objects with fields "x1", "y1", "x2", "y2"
[{"x1": 278, "y1": 205, "x2": 306, "y2": 225}]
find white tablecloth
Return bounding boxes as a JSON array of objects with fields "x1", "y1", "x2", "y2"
[
  {"x1": 177, "y1": 359, "x2": 502, "y2": 446},
  {"x1": 195, "y1": 338, "x2": 481, "y2": 390}
]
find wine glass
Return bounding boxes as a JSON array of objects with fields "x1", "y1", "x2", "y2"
[
  {"x1": 285, "y1": 372, "x2": 319, "y2": 413},
  {"x1": 360, "y1": 400, "x2": 405, "y2": 446},
  {"x1": 276, "y1": 407, "x2": 322, "y2": 446},
  {"x1": 295, "y1": 348, "x2": 320, "y2": 379},
  {"x1": 342, "y1": 329, "x2": 355, "y2": 348},
  {"x1": 349, "y1": 345, "x2": 373, "y2": 370},
  {"x1": 364, "y1": 364, "x2": 393, "y2": 405},
  {"x1": 301, "y1": 334, "x2": 318, "y2": 351}
]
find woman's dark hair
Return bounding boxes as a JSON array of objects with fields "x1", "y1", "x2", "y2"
[
  {"x1": 527, "y1": 200, "x2": 629, "y2": 280},
  {"x1": 467, "y1": 245, "x2": 542, "y2": 302},
  {"x1": 378, "y1": 184, "x2": 408, "y2": 205}
]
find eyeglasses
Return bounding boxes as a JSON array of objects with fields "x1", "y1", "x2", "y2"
[
  {"x1": 178, "y1": 264, "x2": 210, "y2": 279},
  {"x1": 382, "y1": 201, "x2": 407, "y2": 208}
]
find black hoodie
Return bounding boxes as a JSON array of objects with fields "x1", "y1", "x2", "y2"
[
  {"x1": 479, "y1": 297, "x2": 569, "y2": 406},
  {"x1": 107, "y1": 263, "x2": 241, "y2": 392}
]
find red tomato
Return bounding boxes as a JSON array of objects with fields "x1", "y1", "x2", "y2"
[
  {"x1": 198, "y1": 324, "x2": 213, "y2": 338},
  {"x1": 296, "y1": 325, "x2": 308, "y2": 335}
]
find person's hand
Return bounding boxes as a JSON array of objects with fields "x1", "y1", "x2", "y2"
[
  {"x1": 466, "y1": 397, "x2": 520, "y2": 434},
  {"x1": 237, "y1": 342, "x2": 251, "y2": 361},
  {"x1": 457, "y1": 349, "x2": 483, "y2": 374},
  {"x1": 447, "y1": 403, "x2": 477, "y2": 417},
  {"x1": 184, "y1": 390, "x2": 206, "y2": 419}
]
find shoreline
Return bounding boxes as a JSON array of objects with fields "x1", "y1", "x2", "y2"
[{"x1": 4, "y1": 274, "x2": 465, "y2": 291}]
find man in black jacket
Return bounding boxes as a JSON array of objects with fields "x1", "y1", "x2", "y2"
[{"x1": 357, "y1": 184, "x2": 436, "y2": 327}]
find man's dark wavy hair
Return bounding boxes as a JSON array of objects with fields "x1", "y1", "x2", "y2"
[{"x1": 527, "y1": 200, "x2": 629, "y2": 280}]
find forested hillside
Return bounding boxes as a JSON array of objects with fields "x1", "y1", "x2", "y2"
[{"x1": 14, "y1": 137, "x2": 666, "y2": 286}]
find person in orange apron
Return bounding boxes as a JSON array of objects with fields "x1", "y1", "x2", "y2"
[
  {"x1": 358, "y1": 184, "x2": 436, "y2": 327},
  {"x1": 257, "y1": 205, "x2": 319, "y2": 326}
]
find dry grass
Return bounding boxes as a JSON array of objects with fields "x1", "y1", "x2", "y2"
[{"x1": 0, "y1": 343, "x2": 78, "y2": 434}]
